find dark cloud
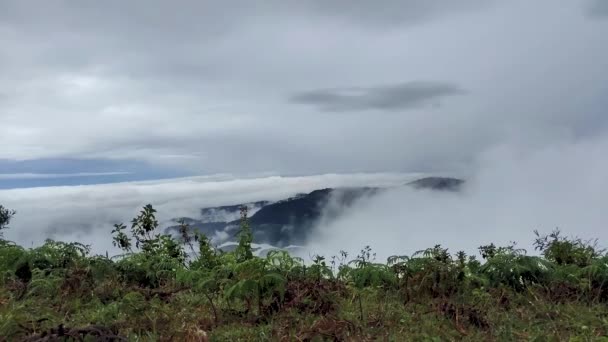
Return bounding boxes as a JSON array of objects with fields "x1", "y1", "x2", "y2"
[
  {"x1": 0, "y1": 0, "x2": 490, "y2": 33},
  {"x1": 303, "y1": 0, "x2": 492, "y2": 27},
  {"x1": 587, "y1": 0, "x2": 608, "y2": 18},
  {"x1": 289, "y1": 82, "x2": 464, "y2": 112}
]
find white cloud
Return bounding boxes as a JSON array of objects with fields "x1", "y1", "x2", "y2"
[
  {"x1": 2, "y1": 133, "x2": 608, "y2": 263},
  {"x1": 303, "y1": 134, "x2": 608, "y2": 262},
  {"x1": 0, "y1": 0, "x2": 607, "y2": 261},
  {"x1": 0, "y1": 172, "x2": 419, "y2": 255},
  {"x1": 0, "y1": 0, "x2": 606, "y2": 175}
]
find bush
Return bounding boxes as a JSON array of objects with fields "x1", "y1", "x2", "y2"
[
  {"x1": 0, "y1": 205, "x2": 16, "y2": 237},
  {"x1": 1, "y1": 204, "x2": 607, "y2": 340}
]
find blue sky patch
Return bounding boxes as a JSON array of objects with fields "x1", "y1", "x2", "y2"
[{"x1": 0, "y1": 158, "x2": 190, "y2": 189}]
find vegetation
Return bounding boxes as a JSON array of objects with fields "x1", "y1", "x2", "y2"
[
  {"x1": 0, "y1": 205, "x2": 15, "y2": 238},
  {"x1": 1, "y1": 204, "x2": 608, "y2": 341}
]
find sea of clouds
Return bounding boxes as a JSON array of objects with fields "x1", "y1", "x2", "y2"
[
  {"x1": 0, "y1": 172, "x2": 420, "y2": 256},
  {"x1": 305, "y1": 136, "x2": 608, "y2": 262},
  {"x1": 1, "y1": 133, "x2": 607, "y2": 262}
]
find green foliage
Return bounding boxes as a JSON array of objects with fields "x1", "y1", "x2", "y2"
[
  {"x1": 131, "y1": 204, "x2": 159, "y2": 247},
  {"x1": 193, "y1": 232, "x2": 219, "y2": 270},
  {"x1": 534, "y1": 229, "x2": 603, "y2": 267},
  {"x1": 0, "y1": 205, "x2": 16, "y2": 237},
  {"x1": 2, "y1": 206, "x2": 608, "y2": 340},
  {"x1": 478, "y1": 241, "x2": 525, "y2": 260},
  {"x1": 223, "y1": 257, "x2": 287, "y2": 316},
  {"x1": 346, "y1": 246, "x2": 395, "y2": 289},
  {"x1": 235, "y1": 206, "x2": 253, "y2": 262},
  {"x1": 111, "y1": 223, "x2": 131, "y2": 252},
  {"x1": 115, "y1": 252, "x2": 182, "y2": 288},
  {"x1": 108, "y1": 204, "x2": 187, "y2": 288},
  {"x1": 266, "y1": 250, "x2": 305, "y2": 278},
  {"x1": 481, "y1": 252, "x2": 552, "y2": 290},
  {"x1": 0, "y1": 240, "x2": 26, "y2": 282},
  {"x1": 308, "y1": 255, "x2": 333, "y2": 281}
]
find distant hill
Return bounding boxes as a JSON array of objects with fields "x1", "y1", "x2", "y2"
[
  {"x1": 407, "y1": 177, "x2": 464, "y2": 191},
  {"x1": 166, "y1": 177, "x2": 464, "y2": 247},
  {"x1": 246, "y1": 187, "x2": 379, "y2": 246}
]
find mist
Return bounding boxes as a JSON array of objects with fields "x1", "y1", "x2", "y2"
[
  {"x1": 2, "y1": 130, "x2": 607, "y2": 262},
  {"x1": 3, "y1": 132, "x2": 608, "y2": 262},
  {"x1": 0, "y1": 172, "x2": 416, "y2": 255},
  {"x1": 303, "y1": 134, "x2": 608, "y2": 262}
]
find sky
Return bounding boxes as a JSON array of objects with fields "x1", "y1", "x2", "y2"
[
  {"x1": 0, "y1": 1, "x2": 608, "y2": 257},
  {"x1": 1, "y1": 0, "x2": 606, "y2": 187}
]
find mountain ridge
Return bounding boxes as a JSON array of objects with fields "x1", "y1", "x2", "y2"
[{"x1": 166, "y1": 176, "x2": 464, "y2": 247}]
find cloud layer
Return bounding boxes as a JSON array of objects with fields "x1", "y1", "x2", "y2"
[
  {"x1": 0, "y1": 172, "x2": 417, "y2": 255},
  {"x1": 0, "y1": 1, "x2": 607, "y2": 259},
  {"x1": 304, "y1": 134, "x2": 608, "y2": 262},
  {"x1": 588, "y1": 0, "x2": 608, "y2": 18},
  {"x1": 1, "y1": 0, "x2": 606, "y2": 177}
]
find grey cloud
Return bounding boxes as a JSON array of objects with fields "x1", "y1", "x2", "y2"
[
  {"x1": 1, "y1": 0, "x2": 608, "y2": 258},
  {"x1": 303, "y1": 0, "x2": 493, "y2": 27},
  {"x1": 1, "y1": 0, "x2": 607, "y2": 178},
  {"x1": 0, "y1": 1, "x2": 490, "y2": 34},
  {"x1": 0, "y1": 0, "x2": 492, "y2": 83},
  {"x1": 289, "y1": 82, "x2": 464, "y2": 112},
  {"x1": 587, "y1": 0, "x2": 608, "y2": 18}
]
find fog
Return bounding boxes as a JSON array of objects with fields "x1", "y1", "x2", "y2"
[
  {"x1": 0, "y1": 172, "x2": 417, "y2": 255},
  {"x1": 1, "y1": 132, "x2": 607, "y2": 262},
  {"x1": 1, "y1": 0, "x2": 607, "y2": 261},
  {"x1": 303, "y1": 134, "x2": 608, "y2": 262}
]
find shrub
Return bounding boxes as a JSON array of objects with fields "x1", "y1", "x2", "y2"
[
  {"x1": 534, "y1": 229, "x2": 604, "y2": 267},
  {"x1": 0, "y1": 205, "x2": 16, "y2": 238}
]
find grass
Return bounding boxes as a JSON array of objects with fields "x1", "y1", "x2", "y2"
[{"x1": 1, "y1": 205, "x2": 608, "y2": 341}]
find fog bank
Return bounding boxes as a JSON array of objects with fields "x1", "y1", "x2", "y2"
[
  {"x1": 304, "y1": 136, "x2": 608, "y2": 262},
  {"x1": 0, "y1": 172, "x2": 417, "y2": 255}
]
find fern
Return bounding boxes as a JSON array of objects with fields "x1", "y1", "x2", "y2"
[
  {"x1": 26, "y1": 269, "x2": 62, "y2": 298},
  {"x1": 266, "y1": 250, "x2": 304, "y2": 279},
  {"x1": 235, "y1": 206, "x2": 253, "y2": 262}
]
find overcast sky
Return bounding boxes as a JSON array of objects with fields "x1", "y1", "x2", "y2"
[
  {"x1": 1, "y1": 1, "x2": 608, "y2": 257},
  {"x1": 1, "y1": 0, "x2": 606, "y2": 187}
]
